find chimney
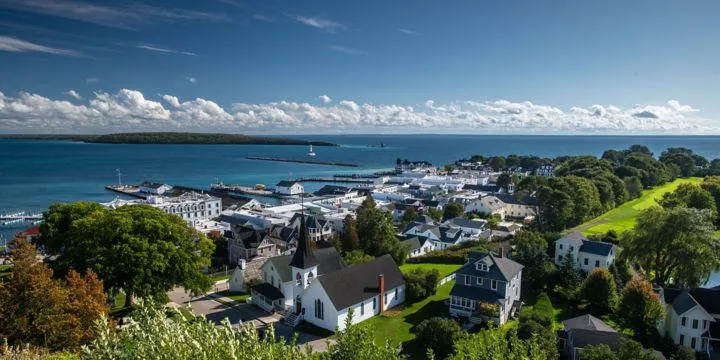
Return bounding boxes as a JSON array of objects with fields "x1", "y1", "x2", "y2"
[
  {"x1": 497, "y1": 246, "x2": 504, "y2": 258},
  {"x1": 378, "y1": 274, "x2": 385, "y2": 313}
]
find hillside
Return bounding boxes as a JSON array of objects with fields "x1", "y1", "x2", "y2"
[{"x1": 0, "y1": 132, "x2": 337, "y2": 146}]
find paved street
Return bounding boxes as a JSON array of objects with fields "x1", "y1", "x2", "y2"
[{"x1": 168, "y1": 287, "x2": 330, "y2": 351}]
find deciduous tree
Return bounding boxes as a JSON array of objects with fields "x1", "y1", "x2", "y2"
[
  {"x1": 617, "y1": 277, "x2": 664, "y2": 343},
  {"x1": 340, "y1": 214, "x2": 360, "y2": 252},
  {"x1": 442, "y1": 202, "x2": 465, "y2": 221},
  {"x1": 414, "y1": 317, "x2": 463, "y2": 359},
  {"x1": 580, "y1": 268, "x2": 618, "y2": 314}
]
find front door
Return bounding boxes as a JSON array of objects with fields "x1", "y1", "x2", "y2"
[{"x1": 295, "y1": 298, "x2": 302, "y2": 315}]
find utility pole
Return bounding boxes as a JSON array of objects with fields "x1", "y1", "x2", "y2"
[{"x1": 116, "y1": 168, "x2": 122, "y2": 187}]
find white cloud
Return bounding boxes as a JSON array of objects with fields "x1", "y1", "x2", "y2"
[
  {"x1": 0, "y1": 35, "x2": 81, "y2": 56},
  {"x1": 296, "y1": 16, "x2": 345, "y2": 32},
  {"x1": 85, "y1": 77, "x2": 99, "y2": 83},
  {"x1": 327, "y1": 45, "x2": 364, "y2": 55},
  {"x1": 137, "y1": 44, "x2": 197, "y2": 56},
  {"x1": 187, "y1": 77, "x2": 197, "y2": 83},
  {"x1": 64, "y1": 90, "x2": 82, "y2": 100},
  {"x1": 398, "y1": 28, "x2": 418, "y2": 35},
  {"x1": 0, "y1": 88, "x2": 714, "y2": 134}
]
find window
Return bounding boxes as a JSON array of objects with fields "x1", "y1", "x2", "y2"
[
  {"x1": 307, "y1": 271, "x2": 314, "y2": 285},
  {"x1": 558, "y1": 255, "x2": 563, "y2": 261},
  {"x1": 373, "y1": 297, "x2": 377, "y2": 310},
  {"x1": 691, "y1": 337, "x2": 696, "y2": 349},
  {"x1": 476, "y1": 263, "x2": 488, "y2": 271},
  {"x1": 570, "y1": 246, "x2": 574, "y2": 251},
  {"x1": 559, "y1": 244, "x2": 563, "y2": 250},
  {"x1": 314, "y1": 299, "x2": 324, "y2": 320},
  {"x1": 476, "y1": 277, "x2": 483, "y2": 285},
  {"x1": 584, "y1": 258, "x2": 588, "y2": 265},
  {"x1": 703, "y1": 320, "x2": 708, "y2": 329},
  {"x1": 384, "y1": 292, "x2": 388, "y2": 305},
  {"x1": 681, "y1": 317, "x2": 687, "y2": 326},
  {"x1": 491, "y1": 280, "x2": 497, "y2": 290},
  {"x1": 296, "y1": 272, "x2": 302, "y2": 286},
  {"x1": 395, "y1": 287, "x2": 398, "y2": 299},
  {"x1": 360, "y1": 301, "x2": 364, "y2": 315},
  {"x1": 465, "y1": 275, "x2": 471, "y2": 285},
  {"x1": 692, "y1": 319, "x2": 698, "y2": 329},
  {"x1": 679, "y1": 335, "x2": 684, "y2": 346},
  {"x1": 595, "y1": 260, "x2": 600, "y2": 267}
]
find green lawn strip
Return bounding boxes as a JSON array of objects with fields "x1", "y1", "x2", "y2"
[
  {"x1": 399, "y1": 263, "x2": 462, "y2": 279},
  {"x1": 365, "y1": 281, "x2": 454, "y2": 351},
  {"x1": 109, "y1": 292, "x2": 127, "y2": 315},
  {"x1": 575, "y1": 177, "x2": 702, "y2": 236},
  {"x1": 208, "y1": 273, "x2": 231, "y2": 282},
  {"x1": 217, "y1": 290, "x2": 250, "y2": 303}
]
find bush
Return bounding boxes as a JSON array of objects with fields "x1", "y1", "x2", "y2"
[
  {"x1": 407, "y1": 242, "x2": 490, "y2": 264},
  {"x1": 580, "y1": 268, "x2": 618, "y2": 314},
  {"x1": 414, "y1": 317, "x2": 463, "y2": 359},
  {"x1": 404, "y1": 268, "x2": 440, "y2": 302}
]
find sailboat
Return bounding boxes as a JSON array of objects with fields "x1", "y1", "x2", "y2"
[{"x1": 308, "y1": 144, "x2": 316, "y2": 157}]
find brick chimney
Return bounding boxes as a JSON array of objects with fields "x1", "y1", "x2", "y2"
[{"x1": 378, "y1": 274, "x2": 385, "y2": 313}]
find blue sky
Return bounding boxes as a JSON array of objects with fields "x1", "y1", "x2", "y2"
[{"x1": 0, "y1": 0, "x2": 719, "y2": 134}]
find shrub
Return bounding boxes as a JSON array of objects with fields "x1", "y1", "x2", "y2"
[
  {"x1": 414, "y1": 317, "x2": 463, "y2": 359},
  {"x1": 407, "y1": 242, "x2": 490, "y2": 264},
  {"x1": 404, "y1": 268, "x2": 440, "y2": 302}
]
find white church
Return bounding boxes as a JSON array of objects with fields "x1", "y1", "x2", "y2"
[{"x1": 250, "y1": 216, "x2": 406, "y2": 331}]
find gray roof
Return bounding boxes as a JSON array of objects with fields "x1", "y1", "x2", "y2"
[
  {"x1": 563, "y1": 314, "x2": 616, "y2": 332},
  {"x1": 664, "y1": 287, "x2": 720, "y2": 315},
  {"x1": 318, "y1": 254, "x2": 404, "y2": 311},
  {"x1": 289, "y1": 219, "x2": 317, "y2": 269},
  {"x1": 450, "y1": 284, "x2": 503, "y2": 304},
  {"x1": 400, "y1": 237, "x2": 422, "y2": 252},
  {"x1": 493, "y1": 193, "x2": 538, "y2": 206},
  {"x1": 413, "y1": 215, "x2": 436, "y2": 225},
  {"x1": 557, "y1": 231, "x2": 586, "y2": 247},
  {"x1": 558, "y1": 231, "x2": 616, "y2": 257},
  {"x1": 444, "y1": 217, "x2": 487, "y2": 230},
  {"x1": 403, "y1": 222, "x2": 464, "y2": 244},
  {"x1": 265, "y1": 247, "x2": 344, "y2": 283},
  {"x1": 570, "y1": 329, "x2": 624, "y2": 351},
  {"x1": 456, "y1": 252, "x2": 524, "y2": 282},
  {"x1": 276, "y1": 180, "x2": 298, "y2": 187},
  {"x1": 252, "y1": 283, "x2": 285, "y2": 301}
]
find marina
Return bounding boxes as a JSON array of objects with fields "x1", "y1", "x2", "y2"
[{"x1": 0, "y1": 209, "x2": 43, "y2": 227}]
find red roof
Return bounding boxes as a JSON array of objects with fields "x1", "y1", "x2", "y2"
[{"x1": 17, "y1": 226, "x2": 40, "y2": 236}]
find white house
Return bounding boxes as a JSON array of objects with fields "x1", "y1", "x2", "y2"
[
  {"x1": 400, "y1": 236, "x2": 435, "y2": 258},
  {"x1": 251, "y1": 217, "x2": 405, "y2": 332},
  {"x1": 139, "y1": 181, "x2": 173, "y2": 195},
  {"x1": 403, "y1": 222, "x2": 468, "y2": 250},
  {"x1": 275, "y1": 181, "x2": 304, "y2": 195},
  {"x1": 442, "y1": 218, "x2": 487, "y2": 237},
  {"x1": 465, "y1": 196, "x2": 506, "y2": 218},
  {"x1": 554, "y1": 231, "x2": 617, "y2": 272},
  {"x1": 449, "y1": 251, "x2": 523, "y2": 325},
  {"x1": 657, "y1": 287, "x2": 720, "y2": 356}
]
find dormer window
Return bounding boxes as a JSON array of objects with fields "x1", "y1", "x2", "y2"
[{"x1": 476, "y1": 263, "x2": 489, "y2": 271}]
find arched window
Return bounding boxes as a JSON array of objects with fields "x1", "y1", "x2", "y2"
[
  {"x1": 307, "y1": 271, "x2": 314, "y2": 285},
  {"x1": 296, "y1": 272, "x2": 302, "y2": 286}
]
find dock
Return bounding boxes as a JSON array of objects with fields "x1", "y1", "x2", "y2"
[
  {"x1": 294, "y1": 177, "x2": 374, "y2": 184},
  {"x1": 246, "y1": 156, "x2": 359, "y2": 167},
  {"x1": 104, "y1": 185, "x2": 147, "y2": 199}
]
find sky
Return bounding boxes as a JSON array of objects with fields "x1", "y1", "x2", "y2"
[{"x1": 0, "y1": 0, "x2": 719, "y2": 134}]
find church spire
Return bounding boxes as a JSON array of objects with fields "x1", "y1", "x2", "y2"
[{"x1": 289, "y1": 213, "x2": 317, "y2": 269}]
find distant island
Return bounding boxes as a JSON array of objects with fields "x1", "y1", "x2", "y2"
[{"x1": 0, "y1": 132, "x2": 337, "y2": 146}]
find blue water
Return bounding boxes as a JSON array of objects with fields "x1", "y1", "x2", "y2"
[{"x1": 1, "y1": 135, "x2": 719, "y2": 287}]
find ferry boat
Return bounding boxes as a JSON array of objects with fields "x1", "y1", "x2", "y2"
[{"x1": 308, "y1": 144, "x2": 316, "y2": 157}]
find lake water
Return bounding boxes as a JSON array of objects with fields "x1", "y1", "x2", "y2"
[{"x1": 1, "y1": 134, "x2": 719, "y2": 287}]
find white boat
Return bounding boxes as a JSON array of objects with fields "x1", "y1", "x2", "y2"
[{"x1": 308, "y1": 144, "x2": 316, "y2": 157}]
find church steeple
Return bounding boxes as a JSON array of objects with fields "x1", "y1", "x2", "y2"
[{"x1": 289, "y1": 214, "x2": 318, "y2": 269}]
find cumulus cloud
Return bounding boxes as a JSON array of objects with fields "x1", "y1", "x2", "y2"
[
  {"x1": 64, "y1": 90, "x2": 82, "y2": 100},
  {"x1": 0, "y1": 35, "x2": 81, "y2": 56},
  {"x1": 0, "y1": 88, "x2": 714, "y2": 134},
  {"x1": 296, "y1": 16, "x2": 345, "y2": 32},
  {"x1": 137, "y1": 44, "x2": 197, "y2": 56}
]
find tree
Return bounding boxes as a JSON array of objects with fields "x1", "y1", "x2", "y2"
[
  {"x1": 0, "y1": 238, "x2": 108, "y2": 350},
  {"x1": 580, "y1": 268, "x2": 618, "y2": 314},
  {"x1": 660, "y1": 149, "x2": 697, "y2": 177},
  {"x1": 579, "y1": 344, "x2": 617, "y2": 360},
  {"x1": 414, "y1": 317, "x2": 463, "y2": 359},
  {"x1": 617, "y1": 277, "x2": 664, "y2": 343},
  {"x1": 343, "y1": 250, "x2": 374, "y2": 265},
  {"x1": 488, "y1": 156, "x2": 506, "y2": 171},
  {"x1": 513, "y1": 231, "x2": 552, "y2": 291},
  {"x1": 443, "y1": 202, "x2": 465, "y2": 221},
  {"x1": 486, "y1": 213, "x2": 501, "y2": 229},
  {"x1": 403, "y1": 268, "x2": 440, "y2": 302},
  {"x1": 670, "y1": 346, "x2": 696, "y2": 360},
  {"x1": 517, "y1": 295, "x2": 559, "y2": 360},
  {"x1": 659, "y1": 183, "x2": 717, "y2": 221},
  {"x1": 399, "y1": 207, "x2": 418, "y2": 229},
  {"x1": 537, "y1": 184, "x2": 574, "y2": 231},
  {"x1": 496, "y1": 173, "x2": 512, "y2": 192},
  {"x1": 341, "y1": 215, "x2": 360, "y2": 253},
  {"x1": 617, "y1": 339, "x2": 660, "y2": 360},
  {"x1": 623, "y1": 207, "x2": 720, "y2": 287},
  {"x1": 39, "y1": 202, "x2": 214, "y2": 304},
  {"x1": 623, "y1": 176, "x2": 643, "y2": 199},
  {"x1": 425, "y1": 207, "x2": 442, "y2": 222},
  {"x1": 355, "y1": 196, "x2": 407, "y2": 264},
  {"x1": 450, "y1": 326, "x2": 554, "y2": 360},
  {"x1": 556, "y1": 253, "x2": 583, "y2": 299}
]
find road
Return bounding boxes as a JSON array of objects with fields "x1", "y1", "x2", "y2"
[{"x1": 168, "y1": 287, "x2": 330, "y2": 351}]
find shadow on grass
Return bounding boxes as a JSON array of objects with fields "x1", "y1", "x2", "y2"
[{"x1": 400, "y1": 299, "x2": 450, "y2": 360}]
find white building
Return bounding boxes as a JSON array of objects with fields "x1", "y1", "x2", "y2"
[
  {"x1": 275, "y1": 181, "x2": 304, "y2": 195},
  {"x1": 139, "y1": 181, "x2": 173, "y2": 195},
  {"x1": 554, "y1": 231, "x2": 617, "y2": 272},
  {"x1": 657, "y1": 287, "x2": 720, "y2": 356},
  {"x1": 465, "y1": 194, "x2": 537, "y2": 220},
  {"x1": 101, "y1": 192, "x2": 221, "y2": 226},
  {"x1": 400, "y1": 236, "x2": 435, "y2": 258}
]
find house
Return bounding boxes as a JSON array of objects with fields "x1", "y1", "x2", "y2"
[
  {"x1": 559, "y1": 314, "x2": 665, "y2": 360},
  {"x1": 314, "y1": 185, "x2": 353, "y2": 197},
  {"x1": 401, "y1": 236, "x2": 435, "y2": 258},
  {"x1": 288, "y1": 213, "x2": 333, "y2": 243},
  {"x1": 465, "y1": 196, "x2": 506, "y2": 218},
  {"x1": 139, "y1": 181, "x2": 173, "y2": 195},
  {"x1": 14, "y1": 226, "x2": 40, "y2": 242},
  {"x1": 275, "y1": 181, "x2": 304, "y2": 195},
  {"x1": 403, "y1": 222, "x2": 468, "y2": 250},
  {"x1": 554, "y1": 231, "x2": 617, "y2": 272},
  {"x1": 442, "y1": 218, "x2": 487, "y2": 236},
  {"x1": 535, "y1": 164, "x2": 555, "y2": 177},
  {"x1": 251, "y1": 217, "x2": 406, "y2": 332},
  {"x1": 656, "y1": 286, "x2": 720, "y2": 356},
  {"x1": 492, "y1": 193, "x2": 538, "y2": 220},
  {"x1": 227, "y1": 225, "x2": 277, "y2": 263},
  {"x1": 449, "y1": 251, "x2": 523, "y2": 325},
  {"x1": 391, "y1": 203, "x2": 421, "y2": 222}
]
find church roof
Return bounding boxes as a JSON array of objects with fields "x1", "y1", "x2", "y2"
[{"x1": 289, "y1": 216, "x2": 318, "y2": 269}]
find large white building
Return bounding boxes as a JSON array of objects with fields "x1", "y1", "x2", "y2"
[
  {"x1": 275, "y1": 181, "x2": 304, "y2": 195},
  {"x1": 657, "y1": 287, "x2": 720, "y2": 356},
  {"x1": 554, "y1": 231, "x2": 617, "y2": 272},
  {"x1": 101, "y1": 192, "x2": 222, "y2": 226}
]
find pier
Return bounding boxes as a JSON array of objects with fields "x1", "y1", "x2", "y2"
[
  {"x1": 294, "y1": 177, "x2": 374, "y2": 184},
  {"x1": 0, "y1": 209, "x2": 43, "y2": 227},
  {"x1": 104, "y1": 185, "x2": 148, "y2": 199},
  {"x1": 246, "y1": 156, "x2": 359, "y2": 167}
]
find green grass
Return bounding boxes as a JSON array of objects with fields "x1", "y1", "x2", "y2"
[
  {"x1": 217, "y1": 290, "x2": 250, "y2": 303},
  {"x1": 399, "y1": 263, "x2": 461, "y2": 279},
  {"x1": 365, "y1": 281, "x2": 454, "y2": 351},
  {"x1": 110, "y1": 292, "x2": 127, "y2": 314},
  {"x1": 208, "y1": 273, "x2": 231, "y2": 282},
  {"x1": 574, "y1": 177, "x2": 702, "y2": 236}
]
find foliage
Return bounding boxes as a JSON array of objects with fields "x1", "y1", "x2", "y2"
[
  {"x1": 513, "y1": 230, "x2": 553, "y2": 291},
  {"x1": 624, "y1": 176, "x2": 644, "y2": 199},
  {"x1": 208, "y1": 232, "x2": 228, "y2": 268},
  {"x1": 425, "y1": 207, "x2": 443, "y2": 222},
  {"x1": 580, "y1": 339, "x2": 659, "y2": 360},
  {"x1": 623, "y1": 206, "x2": 719, "y2": 287},
  {"x1": 407, "y1": 241, "x2": 490, "y2": 264},
  {"x1": 343, "y1": 250, "x2": 374, "y2": 265},
  {"x1": 659, "y1": 183, "x2": 717, "y2": 221},
  {"x1": 617, "y1": 277, "x2": 664, "y2": 344},
  {"x1": 413, "y1": 317, "x2": 463, "y2": 359},
  {"x1": 321, "y1": 310, "x2": 404, "y2": 360},
  {"x1": 403, "y1": 268, "x2": 440, "y2": 302},
  {"x1": 443, "y1": 202, "x2": 465, "y2": 221},
  {"x1": 356, "y1": 196, "x2": 408, "y2": 264},
  {"x1": 517, "y1": 300, "x2": 559, "y2": 360},
  {"x1": 555, "y1": 253, "x2": 583, "y2": 299},
  {"x1": 449, "y1": 326, "x2": 555, "y2": 360},
  {"x1": 0, "y1": 345, "x2": 80, "y2": 360},
  {"x1": 40, "y1": 202, "x2": 214, "y2": 303},
  {"x1": 399, "y1": 207, "x2": 418, "y2": 229},
  {"x1": 38, "y1": 132, "x2": 335, "y2": 146},
  {"x1": 0, "y1": 238, "x2": 108, "y2": 351},
  {"x1": 340, "y1": 214, "x2": 360, "y2": 253},
  {"x1": 659, "y1": 147, "x2": 701, "y2": 177},
  {"x1": 486, "y1": 214, "x2": 500, "y2": 229},
  {"x1": 579, "y1": 344, "x2": 617, "y2": 360},
  {"x1": 580, "y1": 268, "x2": 618, "y2": 314},
  {"x1": 670, "y1": 346, "x2": 697, "y2": 360}
]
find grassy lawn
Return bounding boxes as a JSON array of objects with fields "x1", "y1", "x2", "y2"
[
  {"x1": 365, "y1": 281, "x2": 454, "y2": 353},
  {"x1": 208, "y1": 273, "x2": 231, "y2": 282},
  {"x1": 399, "y1": 263, "x2": 461, "y2": 279},
  {"x1": 217, "y1": 290, "x2": 250, "y2": 303},
  {"x1": 574, "y1": 177, "x2": 702, "y2": 236}
]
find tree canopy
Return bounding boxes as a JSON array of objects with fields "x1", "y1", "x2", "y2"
[
  {"x1": 355, "y1": 196, "x2": 408, "y2": 264},
  {"x1": 39, "y1": 202, "x2": 214, "y2": 303},
  {"x1": 617, "y1": 277, "x2": 664, "y2": 344}
]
